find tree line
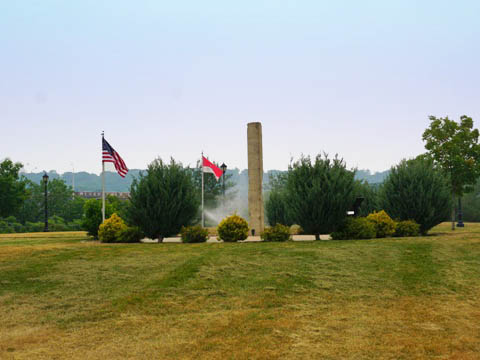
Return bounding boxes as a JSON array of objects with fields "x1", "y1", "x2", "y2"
[
  {"x1": 2, "y1": 115, "x2": 480, "y2": 238},
  {"x1": 0, "y1": 158, "x2": 234, "y2": 234}
]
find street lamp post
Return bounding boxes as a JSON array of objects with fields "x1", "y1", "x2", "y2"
[
  {"x1": 43, "y1": 172, "x2": 49, "y2": 232},
  {"x1": 220, "y1": 163, "x2": 227, "y2": 210},
  {"x1": 457, "y1": 197, "x2": 465, "y2": 227}
]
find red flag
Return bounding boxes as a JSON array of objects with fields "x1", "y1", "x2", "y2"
[{"x1": 202, "y1": 156, "x2": 222, "y2": 181}]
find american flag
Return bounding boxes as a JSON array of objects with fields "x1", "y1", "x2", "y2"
[{"x1": 102, "y1": 137, "x2": 128, "y2": 178}]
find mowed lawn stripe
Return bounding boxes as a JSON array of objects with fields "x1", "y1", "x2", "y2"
[{"x1": 1, "y1": 225, "x2": 479, "y2": 359}]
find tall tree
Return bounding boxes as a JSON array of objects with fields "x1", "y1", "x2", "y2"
[
  {"x1": 422, "y1": 115, "x2": 480, "y2": 229},
  {"x1": 285, "y1": 154, "x2": 355, "y2": 239},
  {"x1": 46, "y1": 179, "x2": 74, "y2": 218},
  {"x1": 127, "y1": 158, "x2": 199, "y2": 241},
  {"x1": 0, "y1": 159, "x2": 27, "y2": 218}
]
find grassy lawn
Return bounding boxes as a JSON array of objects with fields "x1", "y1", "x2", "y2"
[{"x1": 1, "y1": 224, "x2": 479, "y2": 359}]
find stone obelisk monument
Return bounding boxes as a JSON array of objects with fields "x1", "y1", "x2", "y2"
[{"x1": 247, "y1": 122, "x2": 265, "y2": 235}]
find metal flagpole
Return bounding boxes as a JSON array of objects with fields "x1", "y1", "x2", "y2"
[
  {"x1": 201, "y1": 151, "x2": 204, "y2": 227},
  {"x1": 72, "y1": 163, "x2": 75, "y2": 199},
  {"x1": 72, "y1": 164, "x2": 75, "y2": 192},
  {"x1": 102, "y1": 131, "x2": 106, "y2": 223}
]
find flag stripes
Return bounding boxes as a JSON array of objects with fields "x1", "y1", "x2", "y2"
[{"x1": 102, "y1": 138, "x2": 128, "y2": 178}]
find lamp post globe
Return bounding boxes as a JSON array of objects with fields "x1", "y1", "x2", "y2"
[{"x1": 43, "y1": 172, "x2": 49, "y2": 232}]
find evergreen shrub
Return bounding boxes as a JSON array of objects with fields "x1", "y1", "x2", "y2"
[
  {"x1": 285, "y1": 154, "x2": 355, "y2": 240},
  {"x1": 217, "y1": 214, "x2": 249, "y2": 242},
  {"x1": 69, "y1": 219, "x2": 83, "y2": 231},
  {"x1": 4, "y1": 216, "x2": 23, "y2": 232},
  {"x1": 366, "y1": 210, "x2": 396, "y2": 238},
  {"x1": 82, "y1": 199, "x2": 114, "y2": 239},
  {"x1": 127, "y1": 158, "x2": 199, "y2": 241},
  {"x1": 48, "y1": 216, "x2": 69, "y2": 232},
  {"x1": 261, "y1": 224, "x2": 290, "y2": 242},
  {"x1": 353, "y1": 180, "x2": 380, "y2": 216},
  {"x1": 180, "y1": 225, "x2": 209, "y2": 243},
  {"x1": 265, "y1": 172, "x2": 292, "y2": 227},
  {"x1": 380, "y1": 157, "x2": 450, "y2": 235},
  {"x1": 98, "y1": 213, "x2": 127, "y2": 243},
  {"x1": 331, "y1": 217, "x2": 376, "y2": 240},
  {"x1": 265, "y1": 189, "x2": 292, "y2": 226},
  {"x1": 118, "y1": 226, "x2": 144, "y2": 243},
  {"x1": 0, "y1": 220, "x2": 14, "y2": 233},
  {"x1": 25, "y1": 221, "x2": 43, "y2": 232},
  {"x1": 394, "y1": 220, "x2": 420, "y2": 237}
]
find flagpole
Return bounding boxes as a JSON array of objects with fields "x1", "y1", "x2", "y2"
[
  {"x1": 201, "y1": 151, "x2": 204, "y2": 227},
  {"x1": 102, "y1": 131, "x2": 106, "y2": 223}
]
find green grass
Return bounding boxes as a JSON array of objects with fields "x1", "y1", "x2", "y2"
[{"x1": 1, "y1": 224, "x2": 480, "y2": 359}]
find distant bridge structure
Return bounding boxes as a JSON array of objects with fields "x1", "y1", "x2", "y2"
[{"x1": 75, "y1": 192, "x2": 130, "y2": 200}]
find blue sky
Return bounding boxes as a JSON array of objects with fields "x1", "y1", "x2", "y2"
[{"x1": 1, "y1": 0, "x2": 479, "y2": 174}]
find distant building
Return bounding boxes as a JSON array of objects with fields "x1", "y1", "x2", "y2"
[{"x1": 75, "y1": 192, "x2": 130, "y2": 200}]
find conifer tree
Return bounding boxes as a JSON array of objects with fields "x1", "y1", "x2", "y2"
[
  {"x1": 380, "y1": 157, "x2": 450, "y2": 235},
  {"x1": 285, "y1": 154, "x2": 355, "y2": 239},
  {"x1": 127, "y1": 158, "x2": 199, "y2": 241}
]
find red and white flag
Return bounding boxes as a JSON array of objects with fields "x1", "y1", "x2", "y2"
[{"x1": 202, "y1": 156, "x2": 222, "y2": 181}]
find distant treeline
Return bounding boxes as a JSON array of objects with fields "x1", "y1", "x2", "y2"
[{"x1": 22, "y1": 168, "x2": 390, "y2": 193}]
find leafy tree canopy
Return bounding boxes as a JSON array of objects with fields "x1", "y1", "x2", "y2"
[
  {"x1": 0, "y1": 159, "x2": 28, "y2": 218},
  {"x1": 16, "y1": 178, "x2": 83, "y2": 224},
  {"x1": 422, "y1": 115, "x2": 480, "y2": 196}
]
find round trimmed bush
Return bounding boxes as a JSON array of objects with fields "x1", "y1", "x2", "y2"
[
  {"x1": 217, "y1": 214, "x2": 249, "y2": 242},
  {"x1": 181, "y1": 225, "x2": 209, "y2": 243},
  {"x1": 289, "y1": 224, "x2": 304, "y2": 235},
  {"x1": 98, "y1": 213, "x2": 127, "y2": 243},
  {"x1": 394, "y1": 220, "x2": 420, "y2": 237},
  {"x1": 366, "y1": 210, "x2": 396, "y2": 238},
  {"x1": 261, "y1": 224, "x2": 291, "y2": 242},
  {"x1": 331, "y1": 217, "x2": 376, "y2": 240}
]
